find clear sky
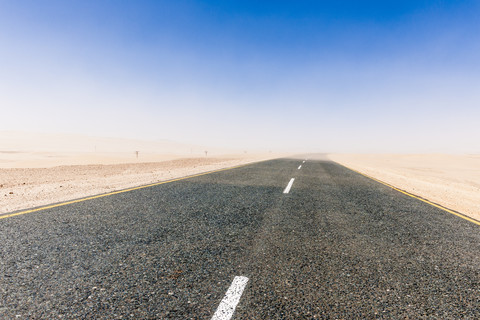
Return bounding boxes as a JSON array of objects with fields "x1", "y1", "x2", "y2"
[{"x1": 1, "y1": 0, "x2": 479, "y2": 153}]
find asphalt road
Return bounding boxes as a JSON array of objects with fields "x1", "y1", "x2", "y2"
[{"x1": 1, "y1": 156, "x2": 479, "y2": 319}]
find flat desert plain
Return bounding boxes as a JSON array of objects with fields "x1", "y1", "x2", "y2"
[
  {"x1": 0, "y1": 132, "x2": 283, "y2": 214},
  {"x1": 329, "y1": 154, "x2": 480, "y2": 222},
  {"x1": 2, "y1": 132, "x2": 479, "y2": 223}
]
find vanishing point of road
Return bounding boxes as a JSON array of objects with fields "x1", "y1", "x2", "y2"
[{"x1": 1, "y1": 155, "x2": 479, "y2": 319}]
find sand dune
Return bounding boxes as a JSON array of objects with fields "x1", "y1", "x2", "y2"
[{"x1": 329, "y1": 154, "x2": 480, "y2": 222}]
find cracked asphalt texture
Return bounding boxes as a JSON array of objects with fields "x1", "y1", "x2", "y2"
[{"x1": 0, "y1": 157, "x2": 479, "y2": 319}]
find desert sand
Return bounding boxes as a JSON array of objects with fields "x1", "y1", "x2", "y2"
[
  {"x1": 0, "y1": 131, "x2": 284, "y2": 214},
  {"x1": 0, "y1": 131, "x2": 256, "y2": 168},
  {"x1": 3, "y1": 132, "x2": 479, "y2": 222},
  {"x1": 329, "y1": 154, "x2": 480, "y2": 222}
]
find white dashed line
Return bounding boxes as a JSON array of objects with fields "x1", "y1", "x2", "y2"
[
  {"x1": 211, "y1": 276, "x2": 249, "y2": 320},
  {"x1": 302, "y1": 160, "x2": 305, "y2": 164},
  {"x1": 298, "y1": 165, "x2": 302, "y2": 170},
  {"x1": 283, "y1": 178, "x2": 295, "y2": 194}
]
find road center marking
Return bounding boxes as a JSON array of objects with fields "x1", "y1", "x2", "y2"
[
  {"x1": 298, "y1": 165, "x2": 302, "y2": 170},
  {"x1": 283, "y1": 178, "x2": 295, "y2": 194},
  {"x1": 211, "y1": 276, "x2": 249, "y2": 320},
  {"x1": 302, "y1": 160, "x2": 305, "y2": 163}
]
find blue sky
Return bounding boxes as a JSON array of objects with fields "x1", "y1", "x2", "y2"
[{"x1": 1, "y1": 0, "x2": 479, "y2": 152}]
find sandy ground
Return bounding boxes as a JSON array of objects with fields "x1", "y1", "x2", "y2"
[
  {"x1": 0, "y1": 131, "x2": 284, "y2": 214},
  {"x1": 0, "y1": 155, "x2": 282, "y2": 214},
  {"x1": 329, "y1": 154, "x2": 480, "y2": 222},
  {"x1": 4, "y1": 132, "x2": 478, "y2": 222},
  {"x1": 0, "y1": 131, "x2": 253, "y2": 168}
]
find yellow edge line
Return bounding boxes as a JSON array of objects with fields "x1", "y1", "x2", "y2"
[
  {"x1": 0, "y1": 162, "x2": 254, "y2": 220},
  {"x1": 341, "y1": 165, "x2": 480, "y2": 227}
]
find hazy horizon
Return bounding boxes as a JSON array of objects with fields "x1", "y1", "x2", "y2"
[{"x1": 1, "y1": 1, "x2": 479, "y2": 153}]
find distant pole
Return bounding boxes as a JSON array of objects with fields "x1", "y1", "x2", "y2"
[
  {"x1": 135, "y1": 151, "x2": 139, "y2": 159},
  {"x1": 205, "y1": 150, "x2": 208, "y2": 157}
]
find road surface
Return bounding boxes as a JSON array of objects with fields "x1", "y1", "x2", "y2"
[{"x1": 1, "y1": 156, "x2": 479, "y2": 319}]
